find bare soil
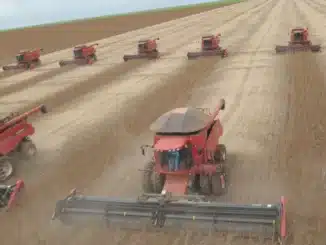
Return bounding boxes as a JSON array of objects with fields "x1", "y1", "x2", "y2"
[{"x1": 0, "y1": 0, "x2": 326, "y2": 244}]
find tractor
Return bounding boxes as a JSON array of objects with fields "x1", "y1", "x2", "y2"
[
  {"x1": 187, "y1": 34, "x2": 228, "y2": 59},
  {"x1": 59, "y1": 43, "x2": 98, "y2": 67},
  {"x1": 123, "y1": 38, "x2": 160, "y2": 61},
  {"x1": 2, "y1": 48, "x2": 43, "y2": 71},
  {"x1": 275, "y1": 27, "x2": 321, "y2": 53},
  {"x1": 52, "y1": 99, "x2": 287, "y2": 243}
]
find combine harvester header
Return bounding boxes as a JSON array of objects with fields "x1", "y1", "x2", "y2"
[{"x1": 53, "y1": 190, "x2": 286, "y2": 243}]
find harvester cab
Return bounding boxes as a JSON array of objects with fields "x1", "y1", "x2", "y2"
[
  {"x1": 59, "y1": 43, "x2": 98, "y2": 67},
  {"x1": 187, "y1": 33, "x2": 227, "y2": 59},
  {"x1": 293, "y1": 30, "x2": 304, "y2": 42},
  {"x1": 16, "y1": 51, "x2": 25, "y2": 62},
  {"x1": 0, "y1": 179, "x2": 24, "y2": 210},
  {"x1": 3, "y1": 48, "x2": 43, "y2": 71},
  {"x1": 141, "y1": 99, "x2": 227, "y2": 196},
  {"x1": 202, "y1": 34, "x2": 220, "y2": 50},
  {"x1": 123, "y1": 38, "x2": 160, "y2": 61},
  {"x1": 52, "y1": 99, "x2": 287, "y2": 243},
  {"x1": 0, "y1": 104, "x2": 47, "y2": 182},
  {"x1": 73, "y1": 46, "x2": 84, "y2": 58},
  {"x1": 275, "y1": 27, "x2": 321, "y2": 53}
]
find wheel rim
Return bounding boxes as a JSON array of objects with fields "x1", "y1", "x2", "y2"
[
  {"x1": 0, "y1": 160, "x2": 13, "y2": 181},
  {"x1": 27, "y1": 145, "x2": 36, "y2": 156},
  {"x1": 221, "y1": 150, "x2": 226, "y2": 161}
]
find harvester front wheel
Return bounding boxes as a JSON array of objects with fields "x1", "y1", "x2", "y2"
[
  {"x1": 215, "y1": 144, "x2": 227, "y2": 162},
  {"x1": 222, "y1": 49, "x2": 228, "y2": 58},
  {"x1": 19, "y1": 138, "x2": 37, "y2": 159},
  {"x1": 142, "y1": 161, "x2": 164, "y2": 193},
  {"x1": 199, "y1": 175, "x2": 211, "y2": 195},
  {"x1": 211, "y1": 173, "x2": 225, "y2": 196},
  {"x1": 0, "y1": 157, "x2": 13, "y2": 182}
]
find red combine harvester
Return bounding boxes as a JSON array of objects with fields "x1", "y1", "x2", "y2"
[
  {"x1": 59, "y1": 43, "x2": 98, "y2": 67},
  {"x1": 187, "y1": 34, "x2": 228, "y2": 59},
  {"x1": 52, "y1": 99, "x2": 287, "y2": 243},
  {"x1": 275, "y1": 27, "x2": 321, "y2": 53},
  {"x1": 0, "y1": 180, "x2": 24, "y2": 210},
  {"x1": 0, "y1": 104, "x2": 47, "y2": 182},
  {"x1": 2, "y1": 48, "x2": 43, "y2": 71},
  {"x1": 123, "y1": 38, "x2": 160, "y2": 61}
]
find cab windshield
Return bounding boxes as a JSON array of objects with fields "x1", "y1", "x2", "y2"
[
  {"x1": 74, "y1": 49, "x2": 83, "y2": 58},
  {"x1": 157, "y1": 146, "x2": 192, "y2": 171},
  {"x1": 16, "y1": 54, "x2": 24, "y2": 62},
  {"x1": 293, "y1": 32, "x2": 303, "y2": 41}
]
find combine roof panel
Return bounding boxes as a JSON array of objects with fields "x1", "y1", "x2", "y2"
[{"x1": 150, "y1": 107, "x2": 210, "y2": 133}]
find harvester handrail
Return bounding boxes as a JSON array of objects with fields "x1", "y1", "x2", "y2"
[
  {"x1": 138, "y1": 192, "x2": 209, "y2": 203},
  {"x1": 206, "y1": 98, "x2": 225, "y2": 127},
  {"x1": 0, "y1": 104, "x2": 47, "y2": 132}
]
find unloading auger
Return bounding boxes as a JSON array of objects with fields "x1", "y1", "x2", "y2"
[{"x1": 52, "y1": 189, "x2": 287, "y2": 244}]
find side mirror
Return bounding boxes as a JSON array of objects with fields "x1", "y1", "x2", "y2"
[
  {"x1": 220, "y1": 98, "x2": 226, "y2": 110},
  {"x1": 141, "y1": 147, "x2": 145, "y2": 156},
  {"x1": 40, "y1": 104, "x2": 48, "y2": 114}
]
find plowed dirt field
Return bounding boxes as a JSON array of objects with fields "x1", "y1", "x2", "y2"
[{"x1": 1, "y1": 0, "x2": 326, "y2": 244}]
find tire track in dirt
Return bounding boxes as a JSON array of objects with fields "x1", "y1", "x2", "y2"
[
  {"x1": 0, "y1": 66, "x2": 75, "y2": 97},
  {"x1": 5, "y1": 1, "x2": 285, "y2": 244},
  {"x1": 18, "y1": 1, "x2": 279, "y2": 228},
  {"x1": 303, "y1": 0, "x2": 326, "y2": 14},
  {"x1": 0, "y1": 2, "x2": 275, "y2": 244},
  {"x1": 212, "y1": 0, "x2": 285, "y2": 128},
  {"x1": 0, "y1": 70, "x2": 25, "y2": 80},
  {"x1": 0, "y1": 15, "x2": 220, "y2": 98},
  {"x1": 277, "y1": 53, "x2": 326, "y2": 245},
  {"x1": 0, "y1": 0, "x2": 267, "y2": 100},
  {"x1": 5, "y1": 0, "x2": 273, "y2": 116},
  {"x1": 275, "y1": 1, "x2": 326, "y2": 244},
  {"x1": 122, "y1": 0, "x2": 279, "y2": 136}
]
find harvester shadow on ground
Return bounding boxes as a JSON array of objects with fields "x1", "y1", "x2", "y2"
[
  {"x1": 277, "y1": 52, "x2": 326, "y2": 245},
  {"x1": 0, "y1": 65, "x2": 74, "y2": 98},
  {"x1": 12, "y1": 59, "x2": 150, "y2": 114},
  {"x1": 0, "y1": 70, "x2": 25, "y2": 81}
]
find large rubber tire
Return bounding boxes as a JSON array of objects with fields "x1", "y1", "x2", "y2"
[
  {"x1": 211, "y1": 173, "x2": 224, "y2": 196},
  {"x1": 19, "y1": 139, "x2": 37, "y2": 159},
  {"x1": 142, "y1": 161, "x2": 164, "y2": 194},
  {"x1": 199, "y1": 175, "x2": 211, "y2": 195},
  {"x1": 0, "y1": 157, "x2": 13, "y2": 182},
  {"x1": 215, "y1": 144, "x2": 227, "y2": 162}
]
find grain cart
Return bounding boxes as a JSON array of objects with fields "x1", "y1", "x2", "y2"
[
  {"x1": 52, "y1": 99, "x2": 287, "y2": 243},
  {"x1": 0, "y1": 104, "x2": 47, "y2": 181},
  {"x1": 275, "y1": 27, "x2": 321, "y2": 53},
  {"x1": 59, "y1": 43, "x2": 98, "y2": 67},
  {"x1": 0, "y1": 179, "x2": 24, "y2": 210},
  {"x1": 2, "y1": 48, "x2": 43, "y2": 71},
  {"x1": 187, "y1": 34, "x2": 228, "y2": 59},
  {"x1": 123, "y1": 38, "x2": 160, "y2": 61}
]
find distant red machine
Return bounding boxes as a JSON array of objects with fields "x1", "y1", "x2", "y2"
[
  {"x1": 123, "y1": 38, "x2": 160, "y2": 61},
  {"x1": 59, "y1": 43, "x2": 98, "y2": 67},
  {"x1": 0, "y1": 179, "x2": 24, "y2": 210},
  {"x1": 0, "y1": 104, "x2": 47, "y2": 182},
  {"x1": 275, "y1": 27, "x2": 321, "y2": 53},
  {"x1": 2, "y1": 48, "x2": 43, "y2": 71},
  {"x1": 187, "y1": 34, "x2": 228, "y2": 59}
]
